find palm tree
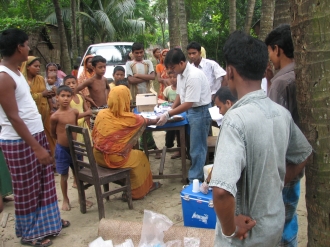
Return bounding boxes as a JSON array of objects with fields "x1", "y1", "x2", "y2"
[
  {"x1": 290, "y1": 0, "x2": 330, "y2": 246},
  {"x1": 273, "y1": 0, "x2": 290, "y2": 28},
  {"x1": 229, "y1": 0, "x2": 236, "y2": 33},
  {"x1": 244, "y1": 0, "x2": 256, "y2": 33},
  {"x1": 46, "y1": 0, "x2": 145, "y2": 47},
  {"x1": 71, "y1": 0, "x2": 78, "y2": 64},
  {"x1": 52, "y1": 0, "x2": 71, "y2": 74},
  {"x1": 167, "y1": 0, "x2": 180, "y2": 48},
  {"x1": 258, "y1": 0, "x2": 275, "y2": 40},
  {"x1": 178, "y1": 0, "x2": 188, "y2": 54}
]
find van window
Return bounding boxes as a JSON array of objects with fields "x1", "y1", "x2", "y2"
[{"x1": 85, "y1": 45, "x2": 132, "y2": 65}]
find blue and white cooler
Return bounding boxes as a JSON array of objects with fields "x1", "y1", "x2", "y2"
[{"x1": 180, "y1": 183, "x2": 216, "y2": 229}]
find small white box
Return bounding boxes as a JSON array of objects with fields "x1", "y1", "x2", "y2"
[{"x1": 136, "y1": 93, "x2": 157, "y2": 112}]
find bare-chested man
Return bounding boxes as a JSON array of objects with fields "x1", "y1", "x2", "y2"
[
  {"x1": 50, "y1": 85, "x2": 93, "y2": 211},
  {"x1": 75, "y1": 55, "x2": 110, "y2": 130}
]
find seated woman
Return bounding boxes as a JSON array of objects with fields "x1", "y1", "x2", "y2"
[{"x1": 92, "y1": 85, "x2": 161, "y2": 200}]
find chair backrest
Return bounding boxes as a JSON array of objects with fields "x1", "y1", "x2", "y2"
[{"x1": 66, "y1": 124, "x2": 100, "y2": 180}]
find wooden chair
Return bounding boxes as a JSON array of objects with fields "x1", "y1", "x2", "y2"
[
  {"x1": 205, "y1": 136, "x2": 217, "y2": 165},
  {"x1": 66, "y1": 125, "x2": 133, "y2": 220}
]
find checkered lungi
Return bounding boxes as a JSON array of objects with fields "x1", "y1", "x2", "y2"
[
  {"x1": 90, "y1": 104, "x2": 108, "y2": 130},
  {"x1": 0, "y1": 131, "x2": 62, "y2": 240}
]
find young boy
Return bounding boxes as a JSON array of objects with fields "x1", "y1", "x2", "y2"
[
  {"x1": 265, "y1": 24, "x2": 300, "y2": 247},
  {"x1": 126, "y1": 42, "x2": 155, "y2": 103},
  {"x1": 46, "y1": 72, "x2": 58, "y2": 112},
  {"x1": 163, "y1": 71, "x2": 181, "y2": 159},
  {"x1": 126, "y1": 43, "x2": 160, "y2": 158},
  {"x1": 50, "y1": 85, "x2": 79, "y2": 211},
  {"x1": 163, "y1": 70, "x2": 177, "y2": 103},
  {"x1": 63, "y1": 75, "x2": 92, "y2": 150},
  {"x1": 209, "y1": 31, "x2": 312, "y2": 246},
  {"x1": 75, "y1": 55, "x2": 110, "y2": 130}
]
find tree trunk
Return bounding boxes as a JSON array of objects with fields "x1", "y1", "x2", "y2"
[
  {"x1": 178, "y1": 0, "x2": 188, "y2": 56},
  {"x1": 244, "y1": 0, "x2": 256, "y2": 34},
  {"x1": 52, "y1": 0, "x2": 71, "y2": 74},
  {"x1": 71, "y1": 0, "x2": 79, "y2": 66},
  {"x1": 167, "y1": 0, "x2": 180, "y2": 48},
  {"x1": 77, "y1": 0, "x2": 84, "y2": 56},
  {"x1": 258, "y1": 0, "x2": 275, "y2": 41},
  {"x1": 273, "y1": 0, "x2": 291, "y2": 28},
  {"x1": 229, "y1": 0, "x2": 236, "y2": 33},
  {"x1": 290, "y1": 0, "x2": 330, "y2": 246},
  {"x1": 27, "y1": 0, "x2": 34, "y2": 19}
]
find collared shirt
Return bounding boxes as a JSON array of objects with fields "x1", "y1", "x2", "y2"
[
  {"x1": 210, "y1": 90, "x2": 312, "y2": 247},
  {"x1": 192, "y1": 58, "x2": 226, "y2": 95},
  {"x1": 176, "y1": 62, "x2": 211, "y2": 107},
  {"x1": 268, "y1": 62, "x2": 299, "y2": 125}
]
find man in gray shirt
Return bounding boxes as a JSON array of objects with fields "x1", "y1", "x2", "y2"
[{"x1": 210, "y1": 31, "x2": 312, "y2": 247}]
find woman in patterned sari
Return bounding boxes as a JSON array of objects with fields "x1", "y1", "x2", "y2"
[{"x1": 92, "y1": 86, "x2": 161, "y2": 199}]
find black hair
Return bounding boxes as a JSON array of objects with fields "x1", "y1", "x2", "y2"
[
  {"x1": 214, "y1": 87, "x2": 237, "y2": 104},
  {"x1": 223, "y1": 31, "x2": 268, "y2": 81},
  {"x1": 164, "y1": 48, "x2": 186, "y2": 68},
  {"x1": 56, "y1": 64, "x2": 62, "y2": 70},
  {"x1": 56, "y1": 85, "x2": 73, "y2": 95},
  {"x1": 0, "y1": 28, "x2": 29, "y2": 57},
  {"x1": 131, "y1": 42, "x2": 144, "y2": 52},
  {"x1": 186, "y1": 41, "x2": 201, "y2": 52},
  {"x1": 115, "y1": 79, "x2": 129, "y2": 88},
  {"x1": 91, "y1": 55, "x2": 106, "y2": 67},
  {"x1": 73, "y1": 65, "x2": 78, "y2": 70},
  {"x1": 265, "y1": 24, "x2": 294, "y2": 59},
  {"x1": 63, "y1": 75, "x2": 77, "y2": 84},
  {"x1": 113, "y1": 66, "x2": 125, "y2": 75},
  {"x1": 153, "y1": 48, "x2": 160, "y2": 54}
]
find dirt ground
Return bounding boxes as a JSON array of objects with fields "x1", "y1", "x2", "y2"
[{"x1": 0, "y1": 130, "x2": 308, "y2": 247}]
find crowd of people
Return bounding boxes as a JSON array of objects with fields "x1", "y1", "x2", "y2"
[{"x1": 0, "y1": 24, "x2": 312, "y2": 247}]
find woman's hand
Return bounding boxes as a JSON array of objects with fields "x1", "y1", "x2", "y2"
[{"x1": 41, "y1": 89, "x2": 49, "y2": 97}]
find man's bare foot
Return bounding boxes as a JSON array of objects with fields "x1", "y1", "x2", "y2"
[
  {"x1": 86, "y1": 200, "x2": 93, "y2": 209},
  {"x1": 72, "y1": 183, "x2": 77, "y2": 189},
  {"x1": 61, "y1": 200, "x2": 71, "y2": 211}
]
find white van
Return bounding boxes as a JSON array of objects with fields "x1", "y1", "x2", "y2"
[{"x1": 78, "y1": 42, "x2": 133, "y2": 79}]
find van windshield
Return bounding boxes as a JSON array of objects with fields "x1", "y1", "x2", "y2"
[{"x1": 85, "y1": 45, "x2": 132, "y2": 65}]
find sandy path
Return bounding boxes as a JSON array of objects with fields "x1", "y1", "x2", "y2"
[{"x1": 0, "y1": 130, "x2": 307, "y2": 246}]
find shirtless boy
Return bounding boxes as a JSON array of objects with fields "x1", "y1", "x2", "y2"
[
  {"x1": 75, "y1": 55, "x2": 110, "y2": 130},
  {"x1": 50, "y1": 86, "x2": 80, "y2": 211}
]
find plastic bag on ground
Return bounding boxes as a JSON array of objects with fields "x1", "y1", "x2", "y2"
[
  {"x1": 114, "y1": 239, "x2": 135, "y2": 247},
  {"x1": 183, "y1": 237, "x2": 200, "y2": 247},
  {"x1": 89, "y1": 237, "x2": 114, "y2": 247},
  {"x1": 138, "y1": 210, "x2": 174, "y2": 247}
]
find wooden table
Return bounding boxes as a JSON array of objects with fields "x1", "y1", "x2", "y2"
[{"x1": 141, "y1": 113, "x2": 188, "y2": 184}]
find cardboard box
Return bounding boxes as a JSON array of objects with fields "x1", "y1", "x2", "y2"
[
  {"x1": 136, "y1": 93, "x2": 157, "y2": 112},
  {"x1": 180, "y1": 184, "x2": 216, "y2": 229}
]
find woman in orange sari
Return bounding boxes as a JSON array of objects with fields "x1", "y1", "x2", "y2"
[
  {"x1": 20, "y1": 56, "x2": 56, "y2": 156},
  {"x1": 155, "y1": 49, "x2": 170, "y2": 100},
  {"x1": 92, "y1": 85, "x2": 161, "y2": 199}
]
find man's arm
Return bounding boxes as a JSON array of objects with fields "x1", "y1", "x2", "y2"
[
  {"x1": 50, "y1": 114, "x2": 57, "y2": 140},
  {"x1": 0, "y1": 73, "x2": 53, "y2": 165},
  {"x1": 127, "y1": 75, "x2": 144, "y2": 84},
  {"x1": 134, "y1": 71, "x2": 155, "y2": 81},
  {"x1": 285, "y1": 157, "x2": 309, "y2": 185},
  {"x1": 156, "y1": 101, "x2": 192, "y2": 126}
]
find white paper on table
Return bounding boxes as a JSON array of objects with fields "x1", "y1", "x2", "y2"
[{"x1": 208, "y1": 106, "x2": 223, "y2": 126}]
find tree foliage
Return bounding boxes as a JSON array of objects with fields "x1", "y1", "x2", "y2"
[{"x1": 0, "y1": 17, "x2": 45, "y2": 34}]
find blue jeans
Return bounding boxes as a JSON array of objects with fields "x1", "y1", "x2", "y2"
[
  {"x1": 280, "y1": 179, "x2": 300, "y2": 247},
  {"x1": 186, "y1": 103, "x2": 211, "y2": 183}
]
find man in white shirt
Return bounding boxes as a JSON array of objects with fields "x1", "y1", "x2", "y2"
[
  {"x1": 187, "y1": 41, "x2": 227, "y2": 99},
  {"x1": 156, "y1": 48, "x2": 212, "y2": 183}
]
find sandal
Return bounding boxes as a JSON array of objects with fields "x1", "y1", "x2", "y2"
[
  {"x1": 121, "y1": 192, "x2": 128, "y2": 202},
  {"x1": 62, "y1": 219, "x2": 70, "y2": 228},
  {"x1": 148, "y1": 182, "x2": 162, "y2": 194},
  {"x1": 171, "y1": 151, "x2": 181, "y2": 159},
  {"x1": 21, "y1": 238, "x2": 53, "y2": 247}
]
